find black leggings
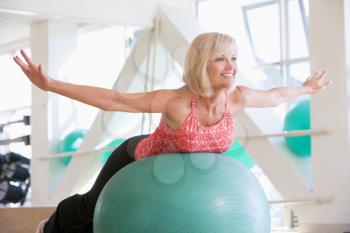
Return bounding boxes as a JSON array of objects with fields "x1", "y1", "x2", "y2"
[{"x1": 44, "y1": 134, "x2": 149, "y2": 233}]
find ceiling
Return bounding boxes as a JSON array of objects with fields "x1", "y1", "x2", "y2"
[
  {"x1": 0, "y1": 11, "x2": 45, "y2": 48},
  {"x1": 0, "y1": 11, "x2": 94, "y2": 54}
]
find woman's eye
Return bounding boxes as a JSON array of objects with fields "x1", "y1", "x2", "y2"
[
  {"x1": 215, "y1": 57, "x2": 224, "y2": 62},
  {"x1": 231, "y1": 57, "x2": 237, "y2": 61}
]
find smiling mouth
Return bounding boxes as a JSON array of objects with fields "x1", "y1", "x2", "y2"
[{"x1": 221, "y1": 73, "x2": 235, "y2": 78}]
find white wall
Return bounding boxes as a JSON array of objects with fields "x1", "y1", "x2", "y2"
[{"x1": 0, "y1": 0, "x2": 190, "y2": 27}]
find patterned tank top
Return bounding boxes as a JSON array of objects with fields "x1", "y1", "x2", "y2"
[{"x1": 134, "y1": 93, "x2": 235, "y2": 160}]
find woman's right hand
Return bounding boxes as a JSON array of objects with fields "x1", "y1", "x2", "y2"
[{"x1": 13, "y1": 49, "x2": 51, "y2": 91}]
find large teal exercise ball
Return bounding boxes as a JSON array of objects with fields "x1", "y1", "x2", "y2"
[
  {"x1": 224, "y1": 140, "x2": 255, "y2": 169},
  {"x1": 58, "y1": 129, "x2": 87, "y2": 166},
  {"x1": 283, "y1": 99, "x2": 310, "y2": 156},
  {"x1": 101, "y1": 138, "x2": 125, "y2": 165},
  {"x1": 94, "y1": 153, "x2": 270, "y2": 233}
]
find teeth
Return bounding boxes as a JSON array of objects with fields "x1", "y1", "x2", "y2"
[{"x1": 223, "y1": 74, "x2": 233, "y2": 77}]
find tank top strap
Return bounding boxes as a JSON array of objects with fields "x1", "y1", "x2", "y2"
[
  {"x1": 191, "y1": 94, "x2": 197, "y2": 110},
  {"x1": 224, "y1": 91, "x2": 229, "y2": 112}
]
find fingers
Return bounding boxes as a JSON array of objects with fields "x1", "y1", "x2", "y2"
[
  {"x1": 38, "y1": 64, "x2": 47, "y2": 77},
  {"x1": 322, "y1": 80, "x2": 333, "y2": 89},
  {"x1": 305, "y1": 75, "x2": 312, "y2": 82},
  {"x1": 13, "y1": 50, "x2": 45, "y2": 76},
  {"x1": 314, "y1": 69, "x2": 327, "y2": 82},
  {"x1": 306, "y1": 69, "x2": 327, "y2": 85},
  {"x1": 38, "y1": 64, "x2": 43, "y2": 74},
  {"x1": 20, "y1": 49, "x2": 35, "y2": 67},
  {"x1": 304, "y1": 69, "x2": 332, "y2": 93},
  {"x1": 13, "y1": 56, "x2": 28, "y2": 72},
  {"x1": 305, "y1": 70, "x2": 321, "y2": 82}
]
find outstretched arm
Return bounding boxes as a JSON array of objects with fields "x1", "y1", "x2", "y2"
[
  {"x1": 238, "y1": 70, "x2": 332, "y2": 108},
  {"x1": 13, "y1": 49, "x2": 173, "y2": 112}
]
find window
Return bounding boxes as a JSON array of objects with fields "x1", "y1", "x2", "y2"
[
  {"x1": 198, "y1": 0, "x2": 310, "y2": 111},
  {"x1": 241, "y1": 0, "x2": 310, "y2": 98}
]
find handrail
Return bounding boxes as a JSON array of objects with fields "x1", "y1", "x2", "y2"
[
  {"x1": 35, "y1": 128, "x2": 331, "y2": 160},
  {"x1": 36, "y1": 146, "x2": 118, "y2": 160},
  {"x1": 269, "y1": 196, "x2": 334, "y2": 206},
  {"x1": 236, "y1": 128, "x2": 330, "y2": 140}
]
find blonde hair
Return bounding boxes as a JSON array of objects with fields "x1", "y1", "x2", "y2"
[{"x1": 183, "y1": 32, "x2": 237, "y2": 97}]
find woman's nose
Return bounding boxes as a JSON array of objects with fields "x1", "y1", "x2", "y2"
[{"x1": 225, "y1": 59, "x2": 235, "y2": 70}]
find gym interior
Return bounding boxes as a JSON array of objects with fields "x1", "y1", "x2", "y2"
[{"x1": 0, "y1": 0, "x2": 349, "y2": 232}]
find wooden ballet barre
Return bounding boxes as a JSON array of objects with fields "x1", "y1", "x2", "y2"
[
  {"x1": 235, "y1": 128, "x2": 330, "y2": 140},
  {"x1": 269, "y1": 196, "x2": 334, "y2": 206},
  {"x1": 36, "y1": 146, "x2": 119, "y2": 160},
  {"x1": 35, "y1": 128, "x2": 331, "y2": 160}
]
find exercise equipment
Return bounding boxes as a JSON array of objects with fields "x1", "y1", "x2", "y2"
[
  {"x1": 0, "y1": 152, "x2": 30, "y2": 182},
  {"x1": 224, "y1": 140, "x2": 255, "y2": 168},
  {"x1": 0, "y1": 152, "x2": 30, "y2": 204},
  {"x1": 58, "y1": 129, "x2": 87, "y2": 166},
  {"x1": 0, "y1": 180, "x2": 25, "y2": 204},
  {"x1": 283, "y1": 99, "x2": 311, "y2": 156},
  {"x1": 0, "y1": 115, "x2": 30, "y2": 133},
  {"x1": 101, "y1": 138, "x2": 124, "y2": 165},
  {"x1": 94, "y1": 153, "x2": 270, "y2": 233},
  {"x1": 0, "y1": 135, "x2": 30, "y2": 146},
  {"x1": 0, "y1": 116, "x2": 30, "y2": 146}
]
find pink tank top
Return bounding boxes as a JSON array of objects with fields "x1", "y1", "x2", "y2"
[{"x1": 134, "y1": 94, "x2": 235, "y2": 160}]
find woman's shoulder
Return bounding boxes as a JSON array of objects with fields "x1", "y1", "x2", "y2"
[
  {"x1": 166, "y1": 86, "x2": 192, "y2": 112},
  {"x1": 227, "y1": 86, "x2": 247, "y2": 116},
  {"x1": 162, "y1": 86, "x2": 193, "y2": 128},
  {"x1": 147, "y1": 87, "x2": 190, "y2": 112},
  {"x1": 228, "y1": 85, "x2": 246, "y2": 102}
]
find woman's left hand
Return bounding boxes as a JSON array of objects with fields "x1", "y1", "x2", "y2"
[{"x1": 302, "y1": 69, "x2": 332, "y2": 94}]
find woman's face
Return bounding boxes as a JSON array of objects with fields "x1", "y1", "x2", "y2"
[{"x1": 206, "y1": 49, "x2": 237, "y2": 91}]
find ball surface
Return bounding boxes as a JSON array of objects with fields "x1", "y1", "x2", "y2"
[
  {"x1": 94, "y1": 153, "x2": 270, "y2": 233},
  {"x1": 283, "y1": 100, "x2": 310, "y2": 156},
  {"x1": 101, "y1": 138, "x2": 125, "y2": 165},
  {"x1": 58, "y1": 129, "x2": 86, "y2": 166},
  {"x1": 224, "y1": 140, "x2": 255, "y2": 168}
]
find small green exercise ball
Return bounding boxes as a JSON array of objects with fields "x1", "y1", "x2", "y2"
[
  {"x1": 101, "y1": 138, "x2": 125, "y2": 165},
  {"x1": 224, "y1": 140, "x2": 255, "y2": 168},
  {"x1": 283, "y1": 99, "x2": 310, "y2": 156},
  {"x1": 94, "y1": 153, "x2": 270, "y2": 233},
  {"x1": 58, "y1": 129, "x2": 87, "y2": 166}
]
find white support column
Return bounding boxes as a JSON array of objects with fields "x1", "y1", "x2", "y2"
[
  {"x1": 30, "y1": 20, "x2": 78, "y2": 205},
  {"x1": 293, "y1": 0, "x2": 350, "y2": 232},
  {"x1": 158, "y1": 5, "x2": 204, "y2": 64}
]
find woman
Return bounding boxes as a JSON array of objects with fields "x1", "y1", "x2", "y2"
[{"x1": 14, "y1": 32, "x2": 331, "y2": 233}]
